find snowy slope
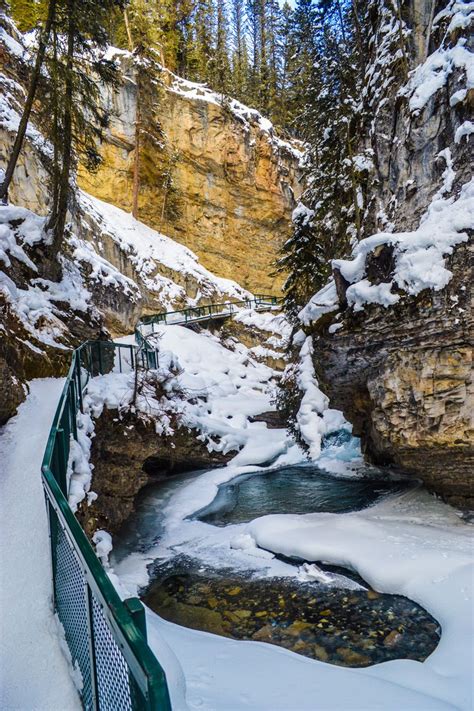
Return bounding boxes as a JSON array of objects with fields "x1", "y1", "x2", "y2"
[
  {"x1": 79, "y1": 191, "x2": 251, "y2": 307},
  {"x1": 301, "y1": 178, "x2": 474, "y2": 322}
]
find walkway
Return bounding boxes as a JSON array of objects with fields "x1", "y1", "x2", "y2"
[{"x1": 0, "y1": 379, "x2": 81, "y2": 710}]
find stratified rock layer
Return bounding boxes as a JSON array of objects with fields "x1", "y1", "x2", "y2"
[
  {"x1": 312, "y1": 242, "x2": 473, "y2": 508},
  {"x1": 78, "y1": 61, "x2": 301, "y2": 293}
]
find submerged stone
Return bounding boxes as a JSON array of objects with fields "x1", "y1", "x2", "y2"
[{"x1": 144, "y1": 566, "x2": 440, "y2": 668}]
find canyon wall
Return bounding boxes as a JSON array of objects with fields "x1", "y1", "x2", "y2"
[
  {"x1": 304, "y1": 1, "x2": 473, "y2": 507},
  {"x1": 78, "y1": 59, "x2": 302, "y2": 294}
]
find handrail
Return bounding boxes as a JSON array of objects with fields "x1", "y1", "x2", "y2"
[
  {"x1": 135, "y1": 294, "x2": 282, "y2": 347},
  {"x1": 41, "y1": 294, "x2": 281, "y2": 709},
  {"x1": 41, "y1": 340, "x2": 170, "y2": 710}
]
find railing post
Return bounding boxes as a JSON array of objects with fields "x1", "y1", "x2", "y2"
[
  {"x1": 125, "y1": 598, "x2": 147, "y2": 642},
  {"x1": 85, "y1": 583, "x2": 100, "y2": 711},
  {"x1": 98, "y1": 342, "x2": 104, "y2": 375},
  {"x1": 56, "y1": 427, "x2": 68, "y2": 496},
  {"x1": 76, "y1": 353, "x2": 84, "y2": 413},
  {"x1": 69, "y1": 380, "x2": 78, "y2": 440}
]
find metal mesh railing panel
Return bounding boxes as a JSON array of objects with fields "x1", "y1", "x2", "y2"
[
  {"x1": 54, "y1": 518, "x2": 95, "y2": 710},
  {"x1": 91, "y1": 594, "x2": 137, "y2": 710}
]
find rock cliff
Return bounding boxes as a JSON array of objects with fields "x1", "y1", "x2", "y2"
[
  {"x1": 78, "y1": 59, "x2": 302, "y2": 293},
  {"x1": 300, "y1": 1, "x2": 473, "y2": 507},
  {"x1": 0, "y1": 17, "x2": 255, "y2": 422}
]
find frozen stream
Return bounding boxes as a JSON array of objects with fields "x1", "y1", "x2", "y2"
[
  {"x1": 111, "y1": 438, "x2": 440, "y2": 669},
  {"x1": 105, "y1": 323, "x2": 472, "y2": 709}
]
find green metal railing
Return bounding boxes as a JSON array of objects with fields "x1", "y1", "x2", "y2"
[
  {"x1": 41, "y1": 340, "x2": 170, "y2": 711},
  {"x1": 41, "y1": 295, "x2": 281, "y2": 710},
  {"x1": 135, "y1": 294, "x2": 282, "y2": 346}
]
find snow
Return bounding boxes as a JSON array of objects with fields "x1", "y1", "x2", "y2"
[
  {"x1": 0, "y1": 23, "x2": 53, "y2": 158},
  {"x1": 167, "y1": 72, "x2": 303, "y2": 160},
  {"x1": 292, "y1": 202, "x2": 314, "y2": 225},
  {"x1": 92, "y1": 530, "x2": 113, "y2": 567},
  {"x1": 71, "y1": 323, "x2": 471, "y2": 711},
  {"x1": 0, "y1": 24, "x2": 28, "y2": 61},
  {"x1": 454, "y1": 120, "x2": 474, "y2": 143},
  {"x1": 0, "y1": 379, "x2": 81, "y2": 710},
  {"x1": 135, "y1": 479, "x2": 472, "y2": 711},
  {"x1": 247, "y1": 490, "x2": 473, "y2": 710},
  {"x1": 148, "y1": 609, "x2": 454, "y2": 711},
  {"x1": 67, "y1": 410, "x2": 95, "y2": 513},
  {"x1": 402, "y1": 8, "x2": 474, "y2": 114},
  {"x1": 295, "y1": 336, "x2": 330, "y2": 459},
  {"x1": 302, "y1": 178, "x2": 473, "y2": 318},
  {"x1": 79, "y1": 191, "x2": 250, "y2": 306},
  {"x1": 436, "y1": 147, "x2": 456, "y2": 196},
  {"x1": 299, "y1": 280, "x2": 338, "y2": 326}
]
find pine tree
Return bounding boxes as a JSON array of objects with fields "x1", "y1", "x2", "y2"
[
  {"x1": 278, "y1": 203, "x2": 331, "y2": 323},
  {"x1": 229, "y1": 0, "x2": 248, "y2": 100},
  {"x1": 0, "y1": 0, "x2": 57, "y2": 204},
  {"x1": 41, "y1": 0, "x2": 122, "y2": 257},
  {"x1": 191, "y1": 0, "x2": 216, "y2": 83},
  {"x1": 278, "y1": 1, "x2": 296, "y2": 130},
  {"x1": 8, "y1": 0, "x2": 43, "y2": 31},
  {"x1": 266, "y1": 0, "x2": 283, "y2": 125},
  {"x1": 209, "y1": 0, "x2": 231, "y2": 97},
  {"x1": 279, "y1": 0, "x2": 370, "y2": 318}
]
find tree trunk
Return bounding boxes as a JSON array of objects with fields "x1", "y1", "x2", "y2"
[
  {"x1": 123, "y1": 9, "x2": 133, "y2": 52},
  {"x1": 132, "y1": 73, "x2": 141, "y2": 220},
  {"x1": 0, "y1": 0, "x2": 57, "y2": 204},
  {"x1": 48, "y1": 0, "x2": 75, "y2": 258}
]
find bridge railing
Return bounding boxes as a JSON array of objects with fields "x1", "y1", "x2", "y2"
[
  {"x1": 41, "y1": 341, "x2": 170, "y2": 711},
  {"x1": 136, "y1": 294, "x2": 282, "y2": 343}
]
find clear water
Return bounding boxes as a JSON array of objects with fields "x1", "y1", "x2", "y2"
[
  {"x1": 113, "y1": 429, "x2": 439, "y2": 668},
  {"x1": 196, "y1": 463, "x2": 412, "y2": 526},
  {"x1": 145, "y1": 559, "x2": 441, "y2": 668}
]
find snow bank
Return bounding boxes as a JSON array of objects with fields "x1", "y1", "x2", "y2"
[
  {"x1": 79, "y1": 191, "x2": 250, "y2": 307},
  {"x1": 295, "y1": 336, "x2": 329, "y2": 459},
  {"x1": 301, "y1": 178, "x2": 473, "y2": 320},
  {"x1": 247, "y1": 490, "x2": 473, "y2": 710}
]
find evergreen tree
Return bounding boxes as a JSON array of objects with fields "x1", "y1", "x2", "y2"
[
  {"x1": 191, "y1": 0, "x2": 216, "y2": 83},
  {"x1": 0, "y1": 0, "x2": 57, "y2": 204},
  {"x1": 206, "y1": 0, "x2": 231, "y2": 97},
  {"x1": 266, "y1": 0, "x2": 282, "y2": 122},
  {"x1": 42, "y1": 0, "x2": 122, "y2": 257},
  {"x1": 278, "y1": 1, "x2": 297, "y2": 129},
  {"x1": 279, "y1": 0, "x2": 371, "y2": 317},
  {"x1": 278, "y1": 203, "x2": 330, "y2": 323},
  {"x1": 229, "y1": 0, "x2": 248, "y2": 100}
]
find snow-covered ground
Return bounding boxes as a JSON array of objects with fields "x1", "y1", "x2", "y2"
[
  {"x1": 4, "y1": 328, "x2": 470, "y2": 711},
  {"x1": 0, "y1": 379, "x2": 80, "y2": 710}
]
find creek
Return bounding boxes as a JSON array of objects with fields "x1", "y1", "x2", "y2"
[{"x1": 111, "y1": 433, "x2": 440, "y2": 668}]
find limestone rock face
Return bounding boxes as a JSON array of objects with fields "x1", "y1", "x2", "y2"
[
  {"x1": 307, "y1": 3, "x2": 473, "y2": 507},
  {"x1": 78, "y1": 60, "x2": 302, "y2": 293},
  {"x1": 312, "y1": 243, "x2": 473, "y2": 509}
]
